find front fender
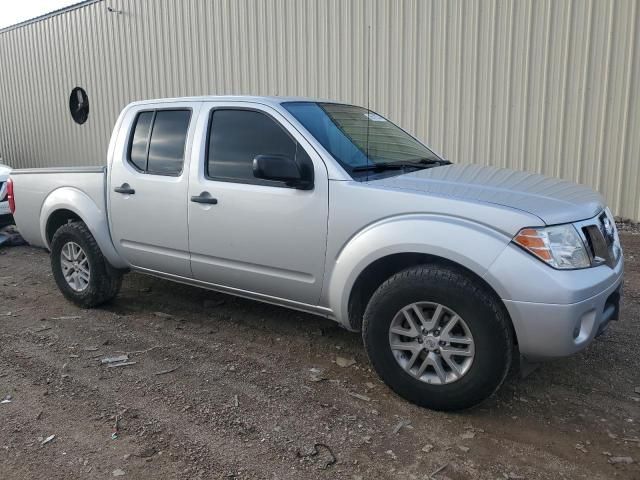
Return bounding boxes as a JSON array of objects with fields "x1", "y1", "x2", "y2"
[
  {"x1": 40, "y1": 187, "x2": 128, "y2": 269},
  {"x1": 326, "y1": 214, "x2": 512, "y2": 329}
]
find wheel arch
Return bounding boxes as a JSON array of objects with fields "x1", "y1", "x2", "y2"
[
  {"x1": 325, "y1": 215, "x2": 515, "y2": 333},
  {"x1": 40, "y1": 187, "x2": 128, "y2": 269},
  {"x1": 347, "y1": 252, "x2": 512, "y2": 334}
]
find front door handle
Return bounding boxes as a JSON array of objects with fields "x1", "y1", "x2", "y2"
[
  {"x1": 191, "y1": 192, "x2": 218, "y2": 205},
  {"x1": 114, "y1": 183, "x2": 135, "y2": 195}
]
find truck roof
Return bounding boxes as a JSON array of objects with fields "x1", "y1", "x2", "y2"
[{"x1": 127, "y1": 95, "x2": 351, "y2": 108}]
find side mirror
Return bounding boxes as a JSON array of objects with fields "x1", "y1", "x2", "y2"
[{"x1": 252, "y1": 154, "x2": 312, "y2": 189}]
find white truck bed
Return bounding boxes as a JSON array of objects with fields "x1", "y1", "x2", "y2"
[{"x1": 9, "y1": 166, "x2": 106, "y2": 248}]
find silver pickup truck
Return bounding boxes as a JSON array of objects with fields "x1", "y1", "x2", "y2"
[{"x1": 9, "y1": 96, "x2": 623, "y2": 411}]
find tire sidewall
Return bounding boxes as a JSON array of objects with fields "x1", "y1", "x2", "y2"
[
  {"x1": 50, "y1": 225, "x2": 103, "y2": 307},
  {"x1": 364, "y1": 267, "x2": 512, "y2": 410}
]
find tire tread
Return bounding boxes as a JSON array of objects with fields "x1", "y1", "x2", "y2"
[
  {"x1": 362, "y1": 264, "x2": 513, "y2": 411},
  {"x1": 50, "y1": 221, "x2": 122, "y2": 307}
]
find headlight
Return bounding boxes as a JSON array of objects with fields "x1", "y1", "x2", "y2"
[{"x1": 513, "y1": 224, "x2": 590, "y2": 269}]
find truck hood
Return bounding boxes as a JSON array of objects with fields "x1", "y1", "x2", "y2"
[{"x1": 372, "y1": 163, "x2": 604, "y2": 225}]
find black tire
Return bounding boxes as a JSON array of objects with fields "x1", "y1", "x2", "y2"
[
  {"x1": 50, "y1": 221, "x2": 122, "y2": 308},
  {"x1": 362, "y1": 264, "x2": 513, "y2": 411}
]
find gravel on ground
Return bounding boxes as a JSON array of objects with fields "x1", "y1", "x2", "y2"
[{"x1": 0, "y1": 234, "x2": 638, "y2": 479}]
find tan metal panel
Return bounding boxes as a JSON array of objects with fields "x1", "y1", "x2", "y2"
[{"x1": 0, "y1": 0, "x2": 639, "y2": 220}]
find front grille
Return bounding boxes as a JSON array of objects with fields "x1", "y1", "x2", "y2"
[{"x1": 580, "y1": 212, "x2": 620, "y2": 268}]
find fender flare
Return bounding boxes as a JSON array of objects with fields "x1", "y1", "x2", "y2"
[
  {"x1": 326, "y1": 214, "x2": 512, "y2": 329},
  {"x1": 40, "y1": 187, "x2": 128, "y2": 269}
]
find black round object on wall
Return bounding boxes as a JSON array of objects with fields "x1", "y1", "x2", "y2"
[{"x1": 69, "y1": 87, "x2": 89, "y2": 124}]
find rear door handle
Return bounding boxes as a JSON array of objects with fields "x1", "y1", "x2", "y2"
[
  {"x1": 191, "y1": 192, "x2": 218, "y2": 205},
  {"x1": 114, "y1": 183, "x2": 135, "y2": 195}
]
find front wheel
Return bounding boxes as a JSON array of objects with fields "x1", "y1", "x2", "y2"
[
  {"x1": 50, "y1": 221, "x2": 122, "y2": 308},
  {"x1": 362, "y1": 265, "x2": 513, "y2": 411}
]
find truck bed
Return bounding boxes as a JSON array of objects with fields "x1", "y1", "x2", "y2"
[{"x1": 10, "y1": 166, "x2": 106, "y2": 248}]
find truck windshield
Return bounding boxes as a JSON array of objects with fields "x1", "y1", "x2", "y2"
[{"x1": 282, "y1": 102, "x2": 445, "y2": 178}]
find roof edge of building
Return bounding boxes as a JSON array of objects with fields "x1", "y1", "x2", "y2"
[{"x1": 0, "y1": 0, "x2": 102, "y2": 35}]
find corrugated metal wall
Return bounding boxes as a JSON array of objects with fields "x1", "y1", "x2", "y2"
[{"x1": 1, "y1": 0, "x2": 639, "y2": 219}]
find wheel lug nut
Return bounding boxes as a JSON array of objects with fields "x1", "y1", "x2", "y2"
[
  {"x1": 434, "y1": 349, "x2": 440, "y2": 354},
  {"x1": 439, "y1": 340, "x2": 446, "y2": 346},
  {"x1": 417, "y1": 338, "x2": 423, "y2": 343}
]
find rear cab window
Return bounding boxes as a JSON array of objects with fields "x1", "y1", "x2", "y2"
[{"x1": 127, "y1": 109, "x2": 191, "y2": 176}]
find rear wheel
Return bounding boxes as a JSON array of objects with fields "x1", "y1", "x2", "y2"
[
  {"x1": 50, "y1": 221, "x2": 122, "y2": 307},
  {"x1": 362, "y1": 264, "x2": 513, "y2": 411}
]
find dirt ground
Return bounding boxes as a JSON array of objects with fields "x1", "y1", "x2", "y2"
[{"x1": 1, "y1": 234, "x2": 638, "y2": 480}]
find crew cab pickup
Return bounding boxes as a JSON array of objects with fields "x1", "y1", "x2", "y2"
[{"x1": 9, "y1": 96, "x2": 624, "y2": 410}]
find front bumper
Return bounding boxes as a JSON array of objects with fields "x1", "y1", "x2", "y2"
[
  {"x1": 503, "y1": 275, "x2": 622, "y2": 360},
  {"x1": 485, "y1": 243, "x2": 624, "y2": 361}
]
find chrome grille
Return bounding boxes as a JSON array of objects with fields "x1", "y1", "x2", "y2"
[{"x1": 579, "y1": 212, "x2": 620, "y2": 268}]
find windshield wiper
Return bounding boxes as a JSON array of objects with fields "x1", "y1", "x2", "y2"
[
  {"x1": 351, "y1": 158, "x2": 449, "y2": 172},
  {"x1": 410, "y1": 158, "x2": 452, "y2": 166}
]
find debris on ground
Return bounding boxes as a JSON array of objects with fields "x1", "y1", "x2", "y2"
[
  {"x1": 1, "y1": 395, "x2": 12, "y2": 404},
  {"x1": 135, "y1": 446, "x2": 157, "y2": 458},
  {"x1": 127, "y1": 345, "x2": 161, "y2": 355},
  {"x1": 461, "y1": 431, "x2": 476, "y2": 440},
  {"x1": 154, "y1": 367, "x2": 179, "y2": 376},
  {"x1": 616, "y1": 218, "x2": 640, "y2": 234},
  {"x1": 41, "y1": 435, "x2": 55, "y2": 446},
  {"x1": 309, "y1": 367, "x2": 327, "y2": 382},
  {"x1": 608, "y1": 456, "x2": 634, "y2": 465},
  {"x1": 0, "y1": 225, "x2": 26, "y2": 247},
  {"x1": 112, "y1": 468, "x2": 126, "y2": 476},
  {"x1": 50, "y1": 315, "x2": 81, "y2": 320},
  {"x1": 112, "y1": 415, "x2": 120, "y2": 440},
  {"x1": 335, "y1": 356, "x2": 356, "y2": 368},
  {"x1": 458, "y1": 445, "x2": 470, "y2": 453},
  {"x1": 101, "y1": 355, "x2": 129, "y2": 365},
  {"x1": 101, "y1": 353, "x2": 137, "y2": 368},
  {"x1": 429, "y1": 463, "x2": 449, "y2": 478},
  {"x1": 233, "y1": 395, "x2": 239, "y2": 407},
  {"x1": 392, "y1": 419, "x2": 412, "y2": 434},
  {"x1": 295, "y1": 443, "x2": 336, "y2": 470},
  {"x1": 347, "y1": 392, "x2": 371, "y2": 402},
  {"x1": 421, "y1": 444, "x2": 434, "y2": 453},
  {"x1": 153, "y1": 312, "x2": 173, "y2": 319},
  {"x1": 107, "y1": 362, "x2": 137, "y2": 368}
]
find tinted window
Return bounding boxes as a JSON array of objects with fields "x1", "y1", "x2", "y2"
[
  {"x1": 147, "y1": 110, "x2": 191, "y2": 176},
  {"x1": 129, "y1": 111, "x2": 153, "y2": 171},
  {"x1": 207, "y1": 109, "x2": 297, "y2": 182},
  {"x1": 283, "y1": 102, "x2": 441, "y2": 177}
]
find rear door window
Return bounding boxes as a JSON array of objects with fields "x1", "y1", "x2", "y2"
[
  {"x1": 128, "y1": 109, "x2": 191, "y2": 176},
  {"x1": 129, "y1": 111, "x2": 154, "y2": 171}
]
